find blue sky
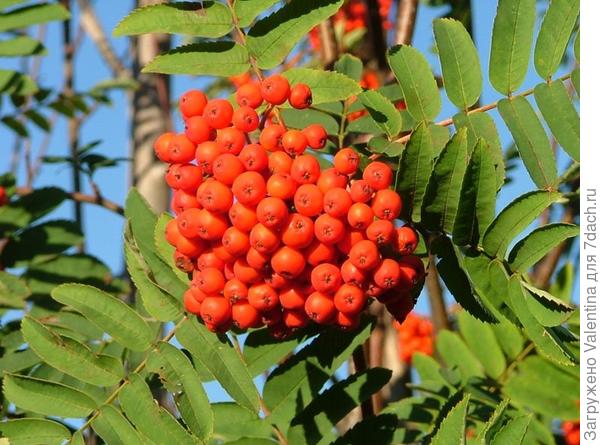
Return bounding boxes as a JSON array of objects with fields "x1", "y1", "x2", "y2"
[{"x1": 1, "y1": 0, "x2": 578, "y2": 402}]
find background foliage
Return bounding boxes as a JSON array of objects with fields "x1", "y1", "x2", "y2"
[{"x1": 0, "y1": 0, "x2": 579, "y2": 444}]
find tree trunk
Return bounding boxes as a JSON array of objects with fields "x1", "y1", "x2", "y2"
[{"x1": 130, "y1": 0, "x2": 171, "y2": 213}]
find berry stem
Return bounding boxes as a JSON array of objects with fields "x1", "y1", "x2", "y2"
[{"x1": 225, "y1": 0, "x2": 287, "y2": 129}]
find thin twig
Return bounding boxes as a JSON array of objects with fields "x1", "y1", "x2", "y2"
[
  {"x1": 15, "y1": 186, "x2": 124, "y2": 215},
  {"x1": 318, "y1": 18, "x2": 339, "y2": 68},
  {"x1": 76, "y1": 0, "x2": 129, "y2": 77}
]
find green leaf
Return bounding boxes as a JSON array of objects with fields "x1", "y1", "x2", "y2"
[
  {"x1": 0, "y1": 69, "x2": 37, "y2": 95},
  {"x1": 0, "y1": 2, "x2": 70, "y2": 32},
  {"x1": 507, "y1": 277, "x2": 576, "y2": 365},
  {"x1": 572, "y1": 67, "x2": 580, "y2": 96},
  {"x1": 334, "y1": 53, "x2": 363, "y2": 81},
  {"x1": 456, "y1": 311, "x2": 506, "y2": 379},
  {"x1": 0, "y1": 0, "x2": 28, "y2": 10},
  {"x1": 143, "y1": 41, "x2": 250, "y2": 76},
  {"x1": 477, "y1": 399, "x2": 510, "y2": 443},
  {"x1": 482, "y1": 190, "x2": 561, "y2": 258},
  {"x1": 489, "y1": 0, "x2": 536, "y2": 95},
  {"x1": 388, "y1": 45, "x2": 441, "y2": 122},
  {"x1": 120, "y1": 374, "x2": 196, "y2": 445},
  {"x1": 243, "y1": 327, "x2": 314, "y2": 377},
  {"x1": 334, "y1": 414, "x2": 398, "y2": 445},
  {"x1": 521, "y1": 281, "x2": 574, "y2": 326},
  {"x1": 497, "y1": 97, "x2": 557, "y2": 189},
  {"x1": 453, "y1": 112, "x2": 504, "y2": 190},
  {"x1": 1, "y1": 220, "x2": 83, "y2": 267},
  {"x1": 125, "y1": 243, "x2": 183, "y2": 323},
  {"x1": 412, "y1": 353, "x2": 447, "y2": 385},
  {"x1": 358, "y1": 89, "x2": 403, "y2": 138},
  {"x1": 289, "y1": 368, "x2": 392, "y2": 444},
  {"x1": 281, "y1": 108, "x2": 339, "y2": 135},
  {"x1": 212, "y1": 403, "x2": 273, "y2": 443},
  {"x1": 534, "y1": 81, "x2": 580, "y2": 161},
  {"x1": 508, "y1": 223, "x2": 579, "y2": 272},
  {"x1": 246, "y1": 0, "x2": 344, "y2": 69},
  {"x1": 430, "y1": 394, "x2": 470, "y2": 445},
  {"x1": 24, "y1": 109, "x2": 50, "y2": 131},
  {"x1": 491, "y1": 322, "x2": 524, "y2": 360},
  {"x1": 0, "y1": 270, "x2": 29, "y2": 308},
  {"x1": 24, "y1": 253, "x2": 127, "y2": 298},
  {"x1": 114, "y1": 1, "x2": 232, "y2": 37},
  {"x1": 126, "y1": 189, "x2": 188, "y2": 298},
  {"x1": 550, "y1": 262, "x2": 575, "y2": 303},
  {"x1": 0, "y1": 187, "x2": 67, "y2": 232},
  {"x1": 70, "y1": 431, "x2": 85, "y2": 445},
  {"x1": 235, "y1": 0, "x2": 280, "y2": 27},
  {"x1": 396, "y1": 122, "x2": 434, "y2": 222},
  {"x1": 491, "y1": 414, "x2": 532, "y2": 445},
  {"x1": 21, "y1": 316, "x2": 124, "y2": 386},
  {"x1": 534, "y1": 0, "x2": 579, "y2": 79},
  {"x1": 436, "y1": 331, "x2": 484, "y2": 382},
  {"x1": 92, "y1": 405, "x2": 146, "y2": 445},
  {"x1": 147, "y1": 342, "x2": 213, "y2": 440},
  {"x1": 177, "y1": 317, "x2": 260, "y2": 413},
  {"x1": 453, "y1": 139, "x2": 497, "y2": 246},
  {"x1": 504, "y1": 356, "x2": 579, "y2": 418},
  {"x1": 0, "y1": 419, "x2": 70, "y2": 445},
  {"x1": 264, "y1": 320, "x2": 373, "y2": 425},
  {"x1": 433, "y1": 18, "x2": 482, "y2": 109},
  {"x1": 51, "y1": 283, "x2": 154, "y2": 352},
  {"x1": 422, "y1": 129, "x2": 469, "y2": 232},
  {"x1": 367, "y1": 137, "x2": 405, "y2": 157},
  {"x1": 282, "y1": 68, "x2": 361, "y2": 105},
  {"x1": 0, "y1": 36, "x2": 45, "y2": 56},
  {"x1": 0, "y1": 348, "x2": 40, "y2": 373},
  {"x1": 3, "y1": 373, "x2": 97, "y2": 418}
]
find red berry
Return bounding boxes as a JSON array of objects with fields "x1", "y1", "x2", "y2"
[
  {"x1": 232, "y1": 106, "x2": 259, "y2": 133},
  {"x1": 261, "y1": 74, "x2": 291, "y2": 105},
  {"x1": 289, "y1": 83, "x2": 312, "y2": 109},
  {"x1": 236, "y1": 81, "x2": 263, "y2": 108},
  {"x1": 180, "y1": 90, "x2": 208, "y2": 118},
  {"x1": 203, "y1": 99, "x2": 234, "y2": 129},
  {"x1": 303, "y1": 124, "x2": 328, "y2": 149}
]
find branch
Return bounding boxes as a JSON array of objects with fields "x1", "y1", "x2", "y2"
[
  {"x1": 364, "y1": 0, "x2": 388, "y2": 70},
  {"x1": 352, "y1": 343, "x2": 375, "y2": 418},
  {"x1": 425, "y1": 254, "x2": 450, "y2": 332},
  {"x1": 394, "y1": 0, "x2": 419, "y2": 46},
  {"x1": 60, "y1": 0, "x2": 84, "y2": 235},
  {"x1": 318, "y1": 18, "x2": 339, "y2": 68},
  {"x1": 76, "y1": 0, "x2": 129, "y2": 78},
  {"x1": 15, "y1": 186, "x2": 124, "y2": 216}
]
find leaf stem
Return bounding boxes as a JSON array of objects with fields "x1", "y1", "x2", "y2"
[
  {"x1": 498, "y1": 342, "x2": 535, "y2": 384},
  {"x1": 76, "y1": 316, "x2": 187, "y2": 435},
  {"x1": 370, "y1": 73, "x2": 573, "y2": 160}
]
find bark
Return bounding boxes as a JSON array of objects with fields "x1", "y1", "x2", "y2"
[{"x1": 130, "y1": 0, "x2": 171, "y2": 213}]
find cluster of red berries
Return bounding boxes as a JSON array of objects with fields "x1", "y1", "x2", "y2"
[
  {"x1": 155, "y1": 74, "x2": 424, "y2": 337},
  {"x1": 562, "y1": 421, "x2": 580, "y2": 445},
  {"x1": 0, "y1": 187, "x2": 8, "y2": 206},
  {"x1": 309, "y1": 0, "x2": 393, "y2": 51},
  {"x1": 393, "y1": 312, "x2": 434, "y2": 363}
]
